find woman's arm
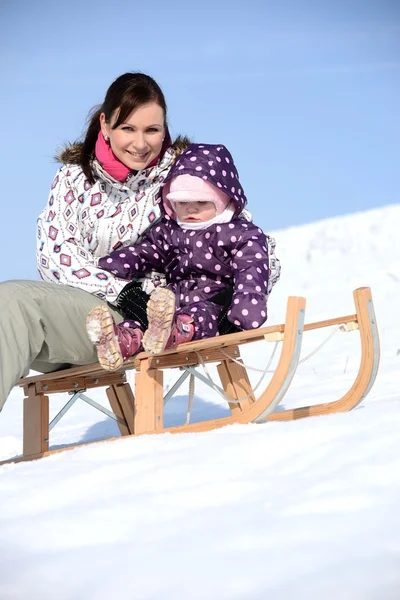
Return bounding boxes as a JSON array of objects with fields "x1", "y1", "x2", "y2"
[{"x1": 36, "y1": 166, "x2": 127, "y2": 302}]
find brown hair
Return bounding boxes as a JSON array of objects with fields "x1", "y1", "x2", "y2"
[{"x1": 81, "y1": 72, "x2": 168, "y2": 181}]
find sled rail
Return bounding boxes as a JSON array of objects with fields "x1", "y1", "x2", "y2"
[{"x1": 0, "y1": 287, "x2": 379, "y2": 466}]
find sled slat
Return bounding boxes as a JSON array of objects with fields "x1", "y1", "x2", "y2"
[
  {"x1": 34, "y1": 372, "x2": 125, "y2": 395},
  {"x1": 18, "y1": 365, "x2": 116, "y2": 385},
  {"x1": 143, "y1": 346, "x2": 239, "y2": 371}
]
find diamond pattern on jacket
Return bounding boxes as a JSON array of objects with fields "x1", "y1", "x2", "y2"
[
  {"x1": 51, "y1": 175, "x2": 59, "y2": 190},
  {"x1": 111, "y1": 205, "x2": 122, "y2": 218},
  {"x1": 60, "y1": 254, "x2": 71, "y2": 266},
  {"x1": 64, "y1": 190, "x2": 75, "y2": 204},
  {"x1": 37, "y1": 148, "x2": 176, "y2": 299},
  {"x1": 66, "y1": 222, "x2": 77, "y2": 235},
  {"x1": 72, "y1": 268, "x2": 91, "y2": 279},
  {"x1": 90, "y1": 192, "x2": 102, "y2": 206},
  {"x1": 63, "y1": 205, "x2": 74, "y2": 221},
  {"x1": 135, "y1": 191, "x2": 145, "y2": 202},
  {"x1": 95, "y1": 272, "x2": 109, "y2": 280},
  {"x1": 49, "y1": 226, "x2": 58, "y2": 240}
]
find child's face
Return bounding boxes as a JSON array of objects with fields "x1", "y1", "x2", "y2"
[{"x1": 174, "y1": 201, "x2": 217, "y2": 223}]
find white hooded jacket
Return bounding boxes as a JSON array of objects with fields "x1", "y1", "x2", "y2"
[{"x1": 36, "y1": 138, "x2": 189, "y2": 303}]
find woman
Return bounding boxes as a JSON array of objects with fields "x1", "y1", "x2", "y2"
[{"x1": 0, "y1": 72, "x2": 189, "y2": 410}]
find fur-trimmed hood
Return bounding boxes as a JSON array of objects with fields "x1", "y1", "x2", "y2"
[
  {"x1": 56, "y1": 135, "x2": 192, "y2": 166},
  {"x1": 161, "y1": 143, "x2": 248, "y2": 218}
]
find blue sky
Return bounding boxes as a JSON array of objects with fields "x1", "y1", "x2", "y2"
[{"x1": 0, "y1": 0, "x2": 399, "y2": 281}]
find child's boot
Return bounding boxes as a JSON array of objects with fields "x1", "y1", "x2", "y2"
[
  {"x1": 142, "y1": 287, "x2": 194, "y2": 354},
  {"x1": 86, "y1": 306, "x2": 143, "y2": 371}
]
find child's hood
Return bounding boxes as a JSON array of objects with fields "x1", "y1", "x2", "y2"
[{"x1": 161, "y1": 143, "x2": 248, "y2": 218}]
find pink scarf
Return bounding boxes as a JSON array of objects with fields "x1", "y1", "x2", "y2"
[
  {"x1": 95, "y1": 132, "x2": 131, "y2": 182},
  {"x1": 94, "y1": 130, "x2": 172, "y2": 182}
]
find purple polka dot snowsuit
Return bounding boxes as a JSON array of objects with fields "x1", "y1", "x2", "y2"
[{"x1": 99, "y1": 144, "x2": 271, "y2": 340}]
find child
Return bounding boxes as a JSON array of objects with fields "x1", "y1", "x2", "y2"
[{"x1": 86, "y1": 143, "x2": 280, "y2": 371}]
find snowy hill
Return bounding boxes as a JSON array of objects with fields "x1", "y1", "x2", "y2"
[
  {"x1": 268, "y1": 202, "x2": 400, "y2": 318},
  {"x1": 1, "y1": 204, "x2": 400, "y2": 600}
]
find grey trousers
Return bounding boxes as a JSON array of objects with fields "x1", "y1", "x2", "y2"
[{"x1": 0, "y1": 280, "x2": 123, "y2": 410}]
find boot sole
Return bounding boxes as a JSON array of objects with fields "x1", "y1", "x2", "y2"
[
  {"x1": 86, "y1": 306, "x2": 123, "y2": 372},
  {"x1": 142, "y1": 288, "x2": 176, "y2": 354}
]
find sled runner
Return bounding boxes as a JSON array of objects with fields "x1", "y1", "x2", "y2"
[{"x1": 0, "y1": 287, "x2": 379, "y2": 465}]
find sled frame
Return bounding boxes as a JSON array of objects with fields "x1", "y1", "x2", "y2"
[{"x1": 0, "y1": 287, "x2": 379, "y2": 465}]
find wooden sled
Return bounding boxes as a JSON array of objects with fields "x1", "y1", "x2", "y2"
[{"x1": 0, "y1": 287, "x2": 379, "y2": 465}]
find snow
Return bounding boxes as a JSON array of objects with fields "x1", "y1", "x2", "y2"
[{"x1": 1, "y1": 204, "x2": 400, "y2": 600}]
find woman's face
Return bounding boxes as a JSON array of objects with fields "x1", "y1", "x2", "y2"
[{"x1": 100, "y1": 102, "x2": 165, "y2": 170}]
